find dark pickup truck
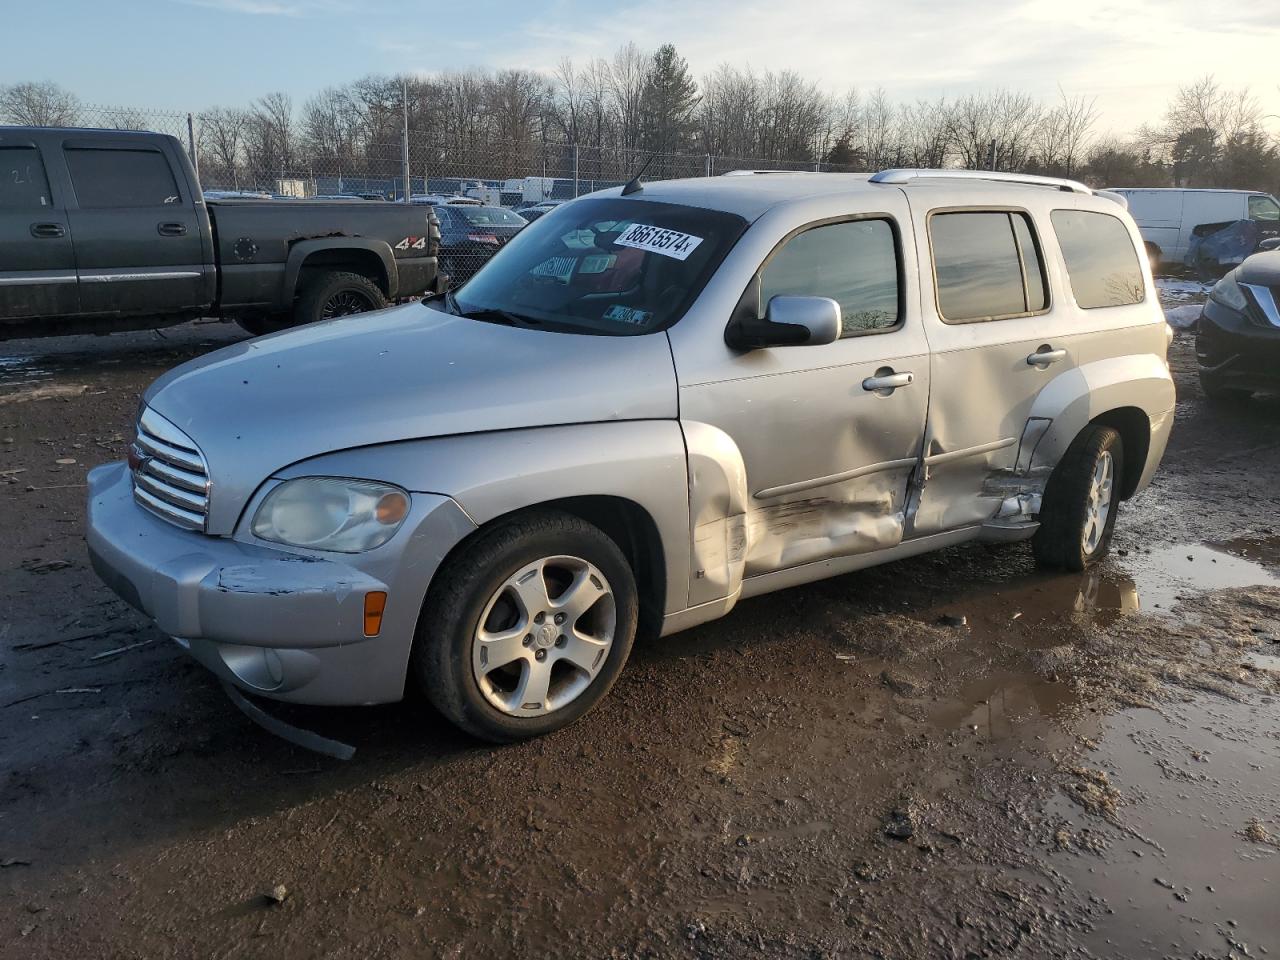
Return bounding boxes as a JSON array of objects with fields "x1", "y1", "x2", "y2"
[{"x1": 0, "y1": 126, "x2": 441, "y2": 339}]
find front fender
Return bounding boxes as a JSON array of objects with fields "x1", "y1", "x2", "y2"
[
  {"x1": 682, "y1": 421, "x2": 748, "y2": 609},
  {"x1": 273, "y1": 421, "x2": 693, "y2": 615},
  {"x1": 1027, "y1": 352, "x2": 1175, "y2": 487}
]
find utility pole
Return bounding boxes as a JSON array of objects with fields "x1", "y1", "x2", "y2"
[
  {"x1": 401, "y1": 77, "x2": 411, "y2": 203},
  {"x1": 986, "y1": 139, "x2": 997, "y2": 171}
]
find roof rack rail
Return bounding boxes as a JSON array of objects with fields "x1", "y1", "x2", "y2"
[
  {"x1": 869, "y1": 168, "x2": 1092, "y2": 195},
  {"x1": 720, "y1": 169, "x2": 818, "y2": 176}
]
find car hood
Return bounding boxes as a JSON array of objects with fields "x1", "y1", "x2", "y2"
[{"x1": 144, "y1": 302, "x2": 678, "y2": 533}]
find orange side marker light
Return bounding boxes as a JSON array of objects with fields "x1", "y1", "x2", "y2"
[{"x1": 364, "y1": 591, "x2": 388, "y2": 637}]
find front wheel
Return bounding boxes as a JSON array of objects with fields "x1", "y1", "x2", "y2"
[
  {"x1": 1033, "y1": 425, "x2": 1124, "y2": 572},
  {"x1": 412, "y1": 510, "x2": 638, "y2": 742}
]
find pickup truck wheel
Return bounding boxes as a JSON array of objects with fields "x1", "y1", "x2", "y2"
[
  {"x1": 294, "y1": 271, "x2": 386, "y2": 327},
  {"x1": 1033, "y1": 425, "x2": 1124, "y2": 572},
  {"x1": 413, "y1": 510, "x2": 638, "y2": 742}
]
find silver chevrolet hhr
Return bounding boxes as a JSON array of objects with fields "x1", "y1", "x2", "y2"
[{"x1": 87, "y1": 169, "x2": 1175, "y2": 742}]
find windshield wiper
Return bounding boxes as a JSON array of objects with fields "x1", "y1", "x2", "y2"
[{"x1": 459, "y1": 306, "x2": 542, "y2": 328}]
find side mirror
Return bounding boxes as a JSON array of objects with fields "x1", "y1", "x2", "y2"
[
  {"x1": 1259, "y1": 237, "x2": 1280, "y2": 252},
  {"x1": 727, "y1": 295, "x2": 842, "y2": 349}
]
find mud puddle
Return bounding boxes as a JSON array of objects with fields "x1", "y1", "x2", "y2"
[
  {"x1": 913, "y1": 535, "x2": 1280, "y2": 647},
  {"x1": 1051, "y1": 692, "x2": 1280, "y2": 959}
]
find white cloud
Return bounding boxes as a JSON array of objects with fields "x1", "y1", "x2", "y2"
[
  {"x1": 469, "y1": 0, "x2": 1280, "y2": 136},
  {"x1": 177, "y1": 0, "x2": 344, "y2": 16}
]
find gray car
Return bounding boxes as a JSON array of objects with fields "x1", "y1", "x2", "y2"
[{"x1": 87, "y1": 168, "x2": 1175, "y2": 742}]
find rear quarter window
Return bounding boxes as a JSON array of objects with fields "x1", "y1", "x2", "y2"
[{"x1": 1050, "y1": 210, "x2": 1145, "y2": 309}]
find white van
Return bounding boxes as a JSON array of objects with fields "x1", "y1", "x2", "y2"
[{"x1": 1109, "y1": 188, "x2": 1280, "y2": 268}]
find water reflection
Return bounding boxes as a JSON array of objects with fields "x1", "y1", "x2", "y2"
[{"x1": 917, "y1": 536, "x2": 1279, "y2": 740}]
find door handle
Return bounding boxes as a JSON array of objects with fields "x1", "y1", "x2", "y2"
[
  {"x1": 30, "y1": 222, "x2": 65, "y2": 239},
  {"x1": 862, "y1": 370, "x2": 914, "y2": 393},
  {"x1": 1027, "y1": 347, "x2": 1067, "y2": 367},
  {"x1": 157, "y1": 222, "x2": 187, "y2": 237}
]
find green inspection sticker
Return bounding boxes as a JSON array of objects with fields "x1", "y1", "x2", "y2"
[{"x1": 603, "y1": 304, "x2": 653, "y2": 325}]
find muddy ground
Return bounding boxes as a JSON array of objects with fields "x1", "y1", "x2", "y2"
[{"x1": 1, "y1": 304, "x2": 1278, "y2": 959}]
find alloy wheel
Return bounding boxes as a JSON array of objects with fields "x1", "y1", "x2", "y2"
[{"x1": 471, "y1": 555, "x2": 616, "y2": 717}]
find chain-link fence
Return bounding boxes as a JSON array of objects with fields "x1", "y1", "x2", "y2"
[
  {"x1": 68, "y1": 103, "x2": 868, "y2": 202},
  {"x1": 54, "y1": 104, "x2": 872, "y2": 281}
]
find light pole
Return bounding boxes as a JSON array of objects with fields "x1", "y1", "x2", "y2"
[{"x1": 401, "y1": 78, "x2": 411, "y2": 203}]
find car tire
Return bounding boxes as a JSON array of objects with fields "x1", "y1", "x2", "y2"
[
  {"x1": 411, "y1": 509, "x2": 638, "y2": 743},
  {"x1": 1198, "y1": 371, "x2": 1252, "y2": 404},
  {"x1": 292, "y1": 270, "x2": 386, "y2": 327},
  {"x1": 1033, "y1": 425, "x2": 1124, "y2": 572}
]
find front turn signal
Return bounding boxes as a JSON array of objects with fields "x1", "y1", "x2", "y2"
[{"x1": 364, "y1": 591, "x2": 388, "y2": 637}]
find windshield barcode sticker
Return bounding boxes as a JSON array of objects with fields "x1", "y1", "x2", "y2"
[{"x1": 614, "y1": 223, "x2": 704, "y2": 261}]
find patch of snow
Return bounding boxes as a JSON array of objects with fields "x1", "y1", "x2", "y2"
[
  {"x1": 1156, "y1": 278, "x2": 1213, "y2": 303},
  {"x1": 1164, "y1": 303, "x2": 1202, "y2": 330}
]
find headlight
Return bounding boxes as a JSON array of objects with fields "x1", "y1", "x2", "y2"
[
  {"x1": 252, "y1": 478, "x2": 410, "y2": 553},
  {"x1": 1209, "y1": 270, "x2": 1248, "y2": 312}
]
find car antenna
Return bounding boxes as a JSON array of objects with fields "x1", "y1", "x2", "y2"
[{"x1": 621, "y1": 137, "x2": 671, "y2": 196}]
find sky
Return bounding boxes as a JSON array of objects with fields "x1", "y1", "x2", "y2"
[{"x1": 3, "y1": 0, "x2": 1279, "y2": 138}]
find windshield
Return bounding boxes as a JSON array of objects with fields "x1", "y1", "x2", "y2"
[
  {"x1": 447, "y1": 197, "x2": 748, "y2": 335},
  {"x1": 457, "y1": 205, "x2": 526, "y2": 226}
]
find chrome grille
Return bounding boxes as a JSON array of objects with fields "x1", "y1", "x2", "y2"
[{"x1": 132, "y1": 407, "x2": 210, "y2": 531}]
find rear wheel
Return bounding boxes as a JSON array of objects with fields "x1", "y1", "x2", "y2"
[
  {"x1": 1033, "y1": 425, "x2": 1124, "y2": 572},
  {"x1": 412, "y1": 510, "x2": 638, "y2": 742},
  {"x1": 292, "y1": 270, "x2": 386, "y2": 327}
]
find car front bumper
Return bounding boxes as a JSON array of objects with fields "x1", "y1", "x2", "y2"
[
  {"x1": 1197, "y1": 298, "x2": 1280, "y2": 392},
  {"x1": 86, "y1": 462, "x2": 475, "y2": 705}
]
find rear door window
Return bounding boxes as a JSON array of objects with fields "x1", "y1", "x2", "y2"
[
  {"x1": 64, "y1": 147, "x2": 181, "y2": 208},
  {"x1": 0, "y1": 146, "x2": 53, "y2": 209},
  {"x1": 929, "y1": 211, "x2": 1048, "y2": 322},
  {"x1": 759, "y1": 218, "x2": 900, "y2": 336},
  {"x1": 1249, "y1": 195, "x2": 1280, "y2": 222},
  {"x1": 1050, "y1": 210, "x2": 1145, "y2": 309}
]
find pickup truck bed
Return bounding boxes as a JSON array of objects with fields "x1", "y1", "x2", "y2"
[{"x1": 0, "y1": 126, "x2": 441, "y2": 339}]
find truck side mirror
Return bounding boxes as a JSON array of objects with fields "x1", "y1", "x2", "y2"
[{"x1": 726, "y1": 295, "x2": 842, "y2": 350}]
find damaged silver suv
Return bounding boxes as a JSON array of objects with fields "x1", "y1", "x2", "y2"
[{"x1": 87, "y1": 169, "x2": 1174, "y2": 742}]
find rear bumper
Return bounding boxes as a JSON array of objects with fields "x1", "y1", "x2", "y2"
[{"x1": 86, "y1": 462, "x2": 476, "y2": 705}]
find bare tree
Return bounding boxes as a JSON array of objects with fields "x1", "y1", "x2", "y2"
[
  {"x1": 199, "y1": 107, "x2": 248, "y2": 189},
  {"x1": 1035, "y1": 89, "x2": 1098, "y2": 176},
  {"x1": 862, "y1": 88, "x2": 896, "y2": 169},
  {"x1": 243, "y1": 92, "x2": 296, "y2": 189},
  {"x1": 607, "y1": 42, "x2": 651, "y2": 162},
  {"x1": 897, "y1": 97, "x2": 952, "y2": 169},
  {"x1": 0, "y1": 81, "x2": 80, "y2": 126},
  {"x1": 949, "y1": 90, "x2": 1042, "y2": 171}
]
